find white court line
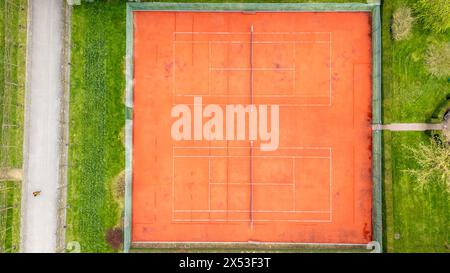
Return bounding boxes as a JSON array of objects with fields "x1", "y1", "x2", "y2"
[
  {"x1": 170, "y1": 30, "x2": 334, "y2": 221},
  {"x1": 172, "y1": 150, "x2": 332, "y2": 222},
  {"x1": 174, "y1": 103, "x2": 332, "y2": 107},
  {"x1": 329, "y1": 32, "x2": 332, "y2": 105},
  {"x1": 293, "y1": 158, "x2": 296, "y2": 210},
  {"x1": 208, "y1": 158, "x2": 211, "y2": 210},
  {"x1": 174, "y1": 31, "x2": 331, "y2": 34},
  {"x1": 172, "y1": 219, "x2": 333, "y2": 223},
  {"x1": 329, "y1": 148, "x2": 333, "y2": 221},
  {"x1": 172, "y1": 146, "x2": 175, "y2": 221},
  {"x1": 174, "y1": 155, "x2": 330, "y2": 159},
  {"x1": 210, "y1": 68, "x2": 295, "y2": 71},
  {"x1": 293, "y1": 40, "x2": 296, "y2": 96},
  {"x1": 172, "y1": 32, "x2": 176, "y2": 106},
  {"x1": 175, "y1": 41, "x2": 331, "y2": 44},
  {"x1": 132, "y1": 240, "x2": 367, "y2": 247},
  {"x1": 174, "y1": 146, "x2": 331, "y2": 150},
  {"x1": 210, "y1": 182, "x2": 294, "y2": 186},
  {"x1": 172, "y1": 33, "x2": 333, "y2": 107},
  {"x1": 174, "y1": 210, "x2": 331, "y2": 213},
  {"x1": 174, "y1": 93, "x2": 329, "y2": 97},
  {"x1": 208, "y1": 41, "x2": 211, "y2": 95}
]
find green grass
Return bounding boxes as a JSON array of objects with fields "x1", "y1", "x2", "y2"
[
  {"x1": 0, "y1": 181, "x2": 21, "y2": 253},
  {"x1": 67, "y1": 1, "x2": 126, "y2": 253},
  {"x1": 382, "y1": 0, "x2": 450, "y2": 253},
  {"x1": 388, "y1": 132, "x2": 449, "y2": 252},
  {"x1": 382, "y1": 0, "x2": 450, "y2": 123},
  {"x1": 0, "y1": 0, "x2": 27, "y2": 253},
  {"x1": 0, "y1": 0, "x2": 26, "y2": 167}
]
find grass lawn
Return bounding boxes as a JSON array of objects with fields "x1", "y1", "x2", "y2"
[
  {"x1": 382, "y1": 0, "x2": 449, "y2": 124},
  {"x1": 0, "y1": 0, "x2": 27, "y2": 253},
  {"x1": 382, "y1": 0, "x2": 450, "y2": 252},
  {"x1": 384, "y1": 131, "x2": 449, "y2": 252},
  {"x1": 0, "y1": 181, "x2": 21, "y2": 253},
  {"x1": 67, "y1": 1, "x2": 126, "y2": 252}
]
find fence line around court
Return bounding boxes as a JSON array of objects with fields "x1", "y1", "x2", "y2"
[
  {"x1": 124, "y1": 0, "x2": 383, "y2": 253},
  {"x1": 370, "y1": 2, "x2": 383, "y2": 252}
]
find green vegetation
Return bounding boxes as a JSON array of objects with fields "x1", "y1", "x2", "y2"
[
  {"x1": 424, "y1": 42, "x2": 450, "y2": 78},
  {"x1": 414, "y1": 0, "x2": 450, "y2": 34},
  {"x1": 385, "y1": 132, "x2": 449, "y2": 252},
  {"x1": 382, "y1": 1, "x2": 449, "y2": 123},
  {"x1": 429, "y1": 96, "x2": 450, "y2": 144},
  {"x1": 0, "y1": 182, "x2": 21, "y2": 253},
  {"x1": 403, "y1": 140, "x2": 449, "y2": 191},
  {"x1": 0, "y1": 0, "x2": 27, "y2": 253},
  {"x1": 431, "y1": 96, "x2": 450, "y2": 123},
  {"x1": 67, "y1": 1, "x2": 125, "y2": 252},
  {"x1": 391, "y1": 6, "x2": 413, "y2": 41},
  {"x1": 382, "y1": 0, "x2": 450, "y2": 253}
]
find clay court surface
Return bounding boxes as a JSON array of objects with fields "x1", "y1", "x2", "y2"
[{"x1": 132, "y1": 11, "x2": 373, "y2": 244}]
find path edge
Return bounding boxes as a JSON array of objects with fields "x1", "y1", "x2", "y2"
[
  {"x1": 20, "y1": 0, "x2": 32, "y2": 253},
  {"x1": 55, "y1": 0, "x2": 72, "y2": 253}
]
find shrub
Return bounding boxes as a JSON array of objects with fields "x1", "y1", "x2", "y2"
[
  {"x1": 424, "y1": 43, "x2": 450, "y2": 77},
  {"x1": 105, "y1": 227, "x2": 123, "y2": 251},
  {"x1": 431, "y1": 95, "x2": 450, "y2": 120},
  {"x1": 414, "y1": 0, "x2": 450, "y2": 33},
  {"x1": 391, "y1": 7, "x2": 414, "y2": 41}
]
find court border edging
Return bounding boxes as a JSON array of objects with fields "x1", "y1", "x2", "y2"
[{"x1": 124, "y1": 1, "x2": 382, "y2": 253}]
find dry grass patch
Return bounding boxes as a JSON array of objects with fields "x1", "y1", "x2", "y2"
[
  {"x1": 392, "y1": 7, "x2": 414, "y2": 41},
  {"x1": 425, "y1": 43, "x2": 450, "y2": 78}
]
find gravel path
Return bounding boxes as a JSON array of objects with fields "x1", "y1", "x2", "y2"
[
  {"x1": 21, "y1": 0, "x2": 64, "y2": 253},
  {"x1": 376, "y1": 123, "x2": 443, "y2": 131}
]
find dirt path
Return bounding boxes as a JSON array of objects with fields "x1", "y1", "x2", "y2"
[
  {"x1": 21, "y1": 0, "x2": 64, "y2": 253},
  {"x1": 0, "y1": 168, "x2": 23, "y2": 181},
  {"x1": 373, "y1": 123, "x2": 443, "y2": 131}
]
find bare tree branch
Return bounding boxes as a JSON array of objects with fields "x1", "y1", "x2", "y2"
[{"x1": 403, "y1": 140, "x2": 450, "y2": 191}]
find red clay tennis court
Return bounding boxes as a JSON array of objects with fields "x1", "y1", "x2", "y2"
[{"x1": 132, "y1": 11, "x2": 373, "y2": 244}]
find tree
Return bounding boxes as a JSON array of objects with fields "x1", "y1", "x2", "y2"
[
  {"x1": 106, "y1": 227, "x2": 123, "y2": 251},
  {"x1": 404, "y1": 140, "x2": 450, "y2": 191},
  {"x1": 414, "y1": 0, "x2": 450, "y2": 33}
]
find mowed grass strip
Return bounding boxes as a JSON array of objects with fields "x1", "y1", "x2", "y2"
[
  {"x1": 389, "y1": 132, "x2": 449, "y2": 252},
  {"x1": 382, "y1": 0, "x2": 450, "y2": 253},
  {"x1": 67, "y1": 1, "x2": 125, "y2": 252},
  {"x1": 0, "y1": 181, "x2": 21, "y2": 253},
  {"x1": 0, "y1": 0, "x2": 26, "y2": 166},
  {"x1": 0, "y1": 0, "x2": 27, "y2": 253},
  {"x1": 382, "y1": 0, "x2": 449, "y2": 123}
]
